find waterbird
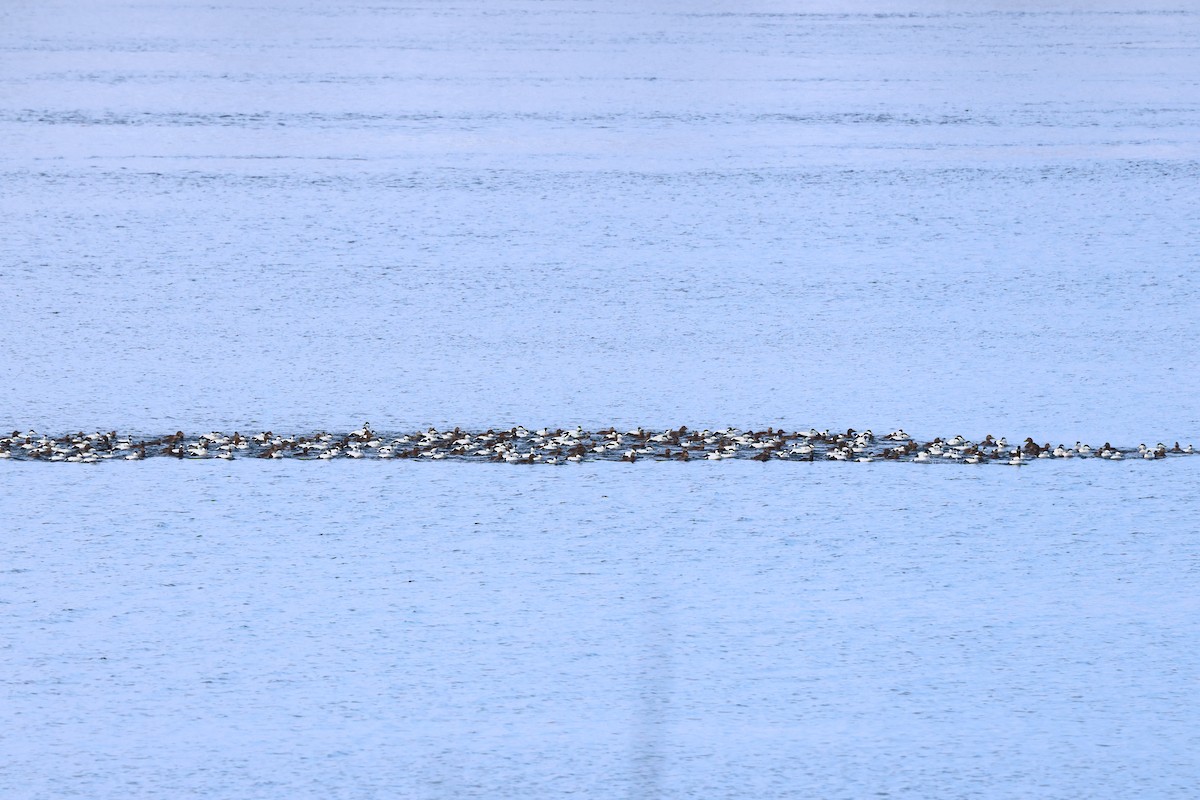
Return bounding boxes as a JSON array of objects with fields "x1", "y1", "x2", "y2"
[{"x1": 3, "y1": 427, "x2": 1194, "y2": 466}]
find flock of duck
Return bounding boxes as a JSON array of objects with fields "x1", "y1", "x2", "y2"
[{"x1": 0, "y1": 426, "x2": 1194, "y2": 465}]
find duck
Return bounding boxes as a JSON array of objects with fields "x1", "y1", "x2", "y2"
[{"x1": 8, "y1": 425, "x2": 1196, "y2": 466}]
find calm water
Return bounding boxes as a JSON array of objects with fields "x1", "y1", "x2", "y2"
[
  {"x1": 3, "y1": 1, "x2": 1200, "y2": 797},
  {"x1": 1, "y1": 1, "x2": 1198, "y2": 441},
  {"x1": 3, "y1": 463, "x2": 1199, "y2": 798}
]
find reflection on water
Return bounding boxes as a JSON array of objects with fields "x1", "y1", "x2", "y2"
[{"x1": 633, "y1": 585, "x2": 671, "y2": 799}]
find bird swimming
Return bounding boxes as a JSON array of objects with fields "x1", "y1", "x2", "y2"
[{"x1": 0, "y1": 427, "x2": 1193, "y2": 465}]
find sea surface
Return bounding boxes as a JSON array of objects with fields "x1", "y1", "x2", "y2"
[
  {"x1": 2, "y1": 1, "x2": 1199, "y2": 798},
  {"x1": 2, "y1": 0, "x2": 1199, "y2": 441},
  {"x1": 5, "y1": 463, "x2": 1200, "y2": 799}
]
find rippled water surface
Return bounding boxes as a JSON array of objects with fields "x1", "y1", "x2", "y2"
[
  {"x1": 2, "y1": 0, "x2": 1199, "y2": 440},
  {"x1": 5, "y1": 463, "x2": 1200, "y2": 799},
  {"x1": 3, "y1": 1, "x2": 1200, "y2": 797}
]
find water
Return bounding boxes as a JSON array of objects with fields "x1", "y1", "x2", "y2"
[
  {"x1": 2, "y1": 0, "x2": 1198, "y2": 441},
  {"x1": 4, "y1": 463, "x2": 1200, "y2": 798},
  {"x1": 3, "y1": 1, "x2": 1200, "y2": 797}
]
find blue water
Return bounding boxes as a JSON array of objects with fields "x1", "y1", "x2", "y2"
[
  {"x1": 3, "y1": 1, "x2": 1200, "y2": 797},
  {"x1": 1, "y1": 1, "x2": 1198, "y2": 442},
  {"x1": 4, "y1": 462, "x2": 1200, "y2": 799}
]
